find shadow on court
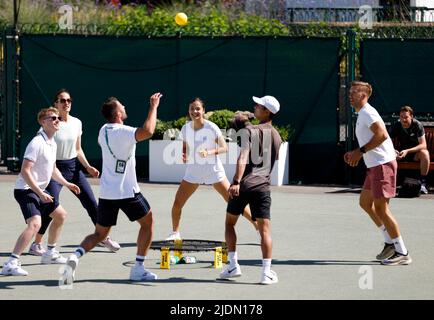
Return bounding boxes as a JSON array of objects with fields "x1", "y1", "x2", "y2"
[{"x1": 1, "y1": 180, "x2": 434, "y2": 299}]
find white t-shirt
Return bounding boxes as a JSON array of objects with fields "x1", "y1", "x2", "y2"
[
  {"x1": 15, "y1": 131, "x2": 57, "y2": 190},
  {"x1": 355, "y1": 103, "x2": 396, "y2": 168},
  {"x1": 54, "y1": 116, "x2": 82, "y2": 160},
  {"x1": 180, "y1": 120, "x2": 225, "y2": 178},
  {"x1": 98, "y1": 123, "x2": 140, "y2": 199}
]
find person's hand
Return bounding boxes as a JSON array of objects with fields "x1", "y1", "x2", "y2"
[
  {"x1": 67, "y1": 183, "x2": 81, "y2": 195},
  {"x1": 397, "y1": 149, "x2": 408, "y2": 160},
  {"x1": 149, "y1": 92, "x2": 163, "y2": 109},
  {"x1": 86, "y1": 166, "x2": 100, "y2": 178},
  {"x1": 182, "y1": 152, "x2": 187, "y2": 164},
  {"x1": 344, "y1": 149, "x2": 362, "y2": 167},
  {"x1": 199, "y1": 149, "x2": 208, "y2": 158},
  {"x1": 39, "y1": 192, "x2": 54, "y2": 203},
  {"x1": 228, "y1": 184, "x2": 240, "y2": 199}
]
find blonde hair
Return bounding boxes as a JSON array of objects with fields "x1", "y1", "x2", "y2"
[
  {"x1": 37, "y1": 107, "x2": 59, "y2": 124},
  {"x1": 351, "y1": 81, "x2": 373, "y2": 98}
]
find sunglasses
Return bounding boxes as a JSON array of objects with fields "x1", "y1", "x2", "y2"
[
  {"x1": 45, "y1": 116, "x2": 62, "y2": 121},
  {"x1": 57, "y1": 98, "x2": 72, "y2": 104}
]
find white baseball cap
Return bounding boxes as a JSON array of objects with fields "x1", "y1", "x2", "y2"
[{"x1": 252, "y1": 95, "x2": 280, "y2": 114}]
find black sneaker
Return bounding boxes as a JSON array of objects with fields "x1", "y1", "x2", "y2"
[
  {"x1": 376, "y1": 243, "x2": 395, "y2": 260},
  {"x1": 381, "y1": 251, "x2": 412, "y2": 266}
]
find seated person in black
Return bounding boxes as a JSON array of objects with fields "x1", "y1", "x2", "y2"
[{"x1": 389, "y1": 106, "x2": 430, "y2": 194}]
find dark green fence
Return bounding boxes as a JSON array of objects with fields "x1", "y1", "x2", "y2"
[
  {"x1": 17, "y1": 35, "x2": 341, "y2": 182},
  {"x1": 361, "y1": 39, "x2": 434, "y2": 115}
]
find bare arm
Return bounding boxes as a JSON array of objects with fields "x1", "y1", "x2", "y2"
[
  {"x1": 344, "y1": 121, "x2": 388, "y2": 167},
  {"x1": 21, "y1": 159, "x2": 53, "y2": 203},
  {"x1": 228, "y1": 147, "x2": 249, "y2": 199},
  {"x1": 76, "y1": 135, "x2": 99, "y2": 178},
  {"x1": 135, "y1": 92, "x2": 163, "y2": 142},
  {"x1": 51, "y1": 166, "x2": 80, "y2": 195},
  {"x1": 199, "y1": 135, "x2": 228, "y2": 158},
  {"x1": 397, "y1": 135, "x2": 427, "y2": 159},
  {"x1": 182, "y1": 141, "x2": 188, "y2": 163}
]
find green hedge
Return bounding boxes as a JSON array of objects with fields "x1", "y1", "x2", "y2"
[{"x1": 153, "y1": 109, "x2": 294, "y2": 142}]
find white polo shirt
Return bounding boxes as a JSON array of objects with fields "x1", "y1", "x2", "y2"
[
  {"x1": 98, "y1": 123, "x2": 140, "y2": 199},
  {"x1": 54, "y1": 116, "x2": 82, "y2": 160},
  {"x1": 15, "y1": 131, "x2": 57, "y2": 190},
  {"x1": 355, "y1": 103, "x2": 396, "y2": 168}
]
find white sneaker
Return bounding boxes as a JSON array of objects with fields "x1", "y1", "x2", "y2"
[
  {"x1": 41, "y1": 249, "x2": 67, "y2": 264},
  {"x1": 420, "y1": 184, "x2": 428, "y2": 194},
  {"x1": 130, "y1": 265, "x2": 158, "y2": 281},
  {"x1": 219, "y1": 264, "x2": 242, "y2": 279},
  {"x1": 1, "y1": 260, "x2": 28, "y2": 276},
  {"x1": 61, "y1": 254, "x2": 79, "y2": 286},
  {"x1": 260, "y1": 270, "x2": 278, "y2": 285},
  {"x1": 165, "y1": 231, "x2": 181, "y2": 241},
  {"x1": 98, "y1": 236, "x2": 121, "y2": 252}
]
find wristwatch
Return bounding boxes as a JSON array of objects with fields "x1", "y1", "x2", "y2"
[
  {"x1": 232, "y1": 180, "x2": 240, "y2": 185},
  {"x1": 359, "y1": 146, "x2": 367, "y2": 153}
]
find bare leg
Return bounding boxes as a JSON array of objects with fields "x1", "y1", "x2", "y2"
[
  {"x1": 136, "y1": 211, "x2": 154, "y2": 256},
  {"x1": 12, "y1": 216, "x2": 41, "y2": 255},
  {"x1": 79, "y1": 224, "x2": 111, "y2": 252},
  {"x1": 34, "y1": 233, "x2": 43, "y2": 245},
  {"x1": 359, "y1": 189, "x2": 384, "y2": 227},
  {"x1": 257, "y1": 218, "x2": 272, "y2": 259},
  {"x1": 415, "y1": 150, "x2": 430, "y2": 176},
  {"x1": 213, "y1": 178, "x2": 258, "y2": 230},
  {"x1": 47, "y1": 205, "x2": 67, "y2": 245},
  {"x1": 373, "y1": 197, "x2": 400, "y2": 239},
  {"x1": 224, "y1": 213, "x2": 240, "y2": 252},
  {"x1": 171, "y1": 180, "x2": 199, "y2": 232}
]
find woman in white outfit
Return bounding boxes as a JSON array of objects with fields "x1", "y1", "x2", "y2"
[{"x1": 166, "y1": 98, "x2": 257, "y2": 240}]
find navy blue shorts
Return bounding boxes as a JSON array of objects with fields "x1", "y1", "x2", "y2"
[
  {"x1": 226, "y1": 190, "x2": 271, "y2": 221},
  {"x1": 97, "y1": 192, "x2": 151, "y2": 227},
  {"x1": 14, "y1": 189, "x2": 59, "y2": 222}
]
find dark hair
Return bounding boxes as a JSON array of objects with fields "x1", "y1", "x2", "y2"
[
  {"x1": 53, "y1": 88, "x2": 71, "y2": 104},
  {"x1": 187, "y1": 97, "x2": 205, "y2": 120},
  {"x1": 400, "y1": 105, "x2": 414, "y2": 116},
  {"x1": 101, "y1": 97, "x2": 119, "y2": 121}
]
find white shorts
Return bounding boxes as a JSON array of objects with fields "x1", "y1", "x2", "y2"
[{"x1": 183, "y1": 165, "x2": 226, "y2": 185}]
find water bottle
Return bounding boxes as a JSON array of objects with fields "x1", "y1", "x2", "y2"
[
  {"x1": 170, "y1": 255, "x2": 180, "y2": 265},
  {"x1": 181, "y1": 256, "x2": 197, "y2": 264}
]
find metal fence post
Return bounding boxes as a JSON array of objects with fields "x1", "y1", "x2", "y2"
[
  {"x1": 4, "y1": 27, "x2": 20, "y2": 172},
  {"x1": 345, "y1": 29, "x2": 356, "y2": 184}
]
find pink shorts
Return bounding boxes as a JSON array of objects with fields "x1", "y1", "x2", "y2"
[{"x1": 363, "y1": 160, "x2": 397, "y2": 199}]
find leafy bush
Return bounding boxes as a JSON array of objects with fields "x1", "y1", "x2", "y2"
[
  {"x1": 273, "y1": 124, "x2": 295, "y2": 143},
  {"x1": 207, "y1": 109, "x2": 235, "y2": 130},
  {"x1": 153, "y1": 119, "x2": 174, "y2": 140},
  {"x1": 172, "y1": 116, "x2": 187, "y2": 130},
  {"x1": 152, "y1": 110, "x2": 294, "y2": 143}
]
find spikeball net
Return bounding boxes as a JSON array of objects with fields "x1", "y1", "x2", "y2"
[{"x1": 150, "y1": 239, "x2": 228, "y2": 269}]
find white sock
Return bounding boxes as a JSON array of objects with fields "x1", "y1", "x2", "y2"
[
  {"x1": 392, "y1": 236, "x2": 408, "y2": 255},
  {"x1": 228, "y1": 251, "x2": 238, "y2": 267},
  {"x1": 74, "y1": 247, "x2": 85, "y2": 258},
  {"x1": 8, "y1": 254, "x2": 19, "y2": 264},
  {"x1": 379, "y1": 225, "x2": 392, "y2": 244},
  {"x1": 135, "y1": 255, "x2": 145, "y2": 267},
  {"x1": 262, "y1": 258, "x2": 271, "y2": 273}
]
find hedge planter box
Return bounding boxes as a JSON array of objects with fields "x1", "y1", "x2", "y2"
[{"x1": 149, "y1": 140, "x2": 289, "y2": 186}]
